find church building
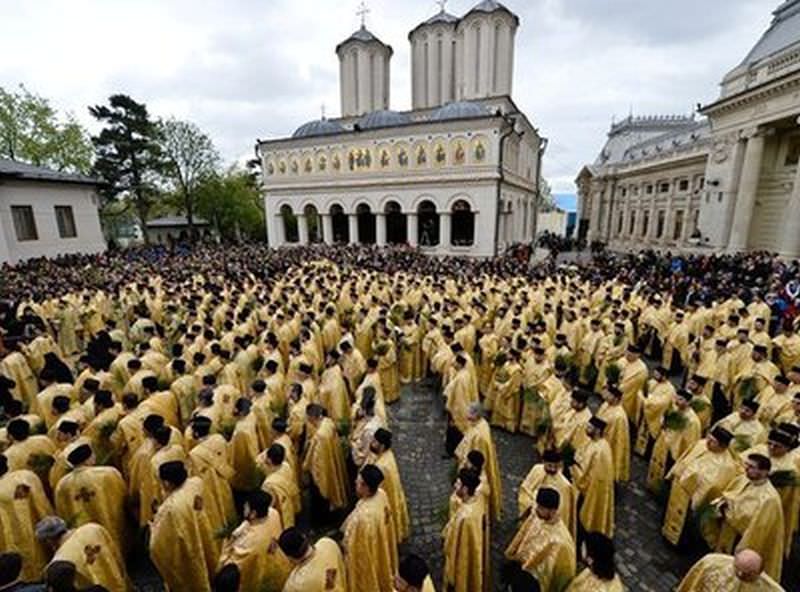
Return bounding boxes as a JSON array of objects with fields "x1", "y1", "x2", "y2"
[
  {"x1": 577, "y1": 0, "x2": 800, "y2": 257},
  {"x1": 257, "y1": 1, "x2": 546, "y2": 257}
]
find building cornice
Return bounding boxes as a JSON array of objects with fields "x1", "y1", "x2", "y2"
[
  {"x1": 699, "y1": 69, "x2": 800, "y2": 115},
  {"x1": 264, "y1": 167, "x2": 502, "y2": 192}
]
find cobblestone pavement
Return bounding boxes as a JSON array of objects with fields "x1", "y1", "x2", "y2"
[
  {"x1": 389, "y1": 379, "x2": 800, "y2": 592},
  {"x1": 131, "y1": 377, "x2": 800, "y2": 591}
]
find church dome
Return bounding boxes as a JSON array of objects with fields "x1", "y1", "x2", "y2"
[
  {"x1": 336, "y1": 25, "x2": 393, "y2": 55},
  {"x1": 428, "y1": 101, "x2": 489, "y2": 122},
  {"x1": 463, "y1": 0, "x2": 519, "y2": 24},
  {"x1": 409, "y1": 9, "x2": 459, "y2": 38},
  {"x1": 292, "y1": 118, "x2": 345, "y2": 139},
  {"x1": 357, "y1": 110, "x2": 411, "y2": 130}
]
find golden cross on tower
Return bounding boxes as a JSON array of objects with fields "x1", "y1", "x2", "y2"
[{"x1": 356, "y1": 1, "x2": 370, "y2": 27}]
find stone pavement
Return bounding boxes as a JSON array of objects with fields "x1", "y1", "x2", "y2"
[
  {"x1": 389, "y1": 379, "x2": 693, "y2": 592},
  {"x1": 130, "y1": 377, "x2": 800, "y2": 591}
]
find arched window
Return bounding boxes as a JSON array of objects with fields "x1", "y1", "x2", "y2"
[
  {"x1": 451, "y1": 199, "x2": 475, "y2": 246},
  {"x1": 330, "y1": 204, "x2": 349, "y2": 244},
  {"x1": 417, "y1": 200, "x2": 440, "y2": 246},
  {"x1": 384, "y1": 201, "x2": 407, "y2": 244},
  {"x1": 281, "y1": 205, "x2": 298, "y2": 243},
  {"x1": 356, "y1": 203, "x2": 376, "y2": 244},
  {"x1": 304, "y1": 204, "x2": 321, "y2": 243}
]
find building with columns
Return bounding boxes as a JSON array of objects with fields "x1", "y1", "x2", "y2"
[
  {"x1": 257, "y1": 0, "x2": 547, "y2": 257},
  {"x1": 577, "y1": 0, "x2": 800, "y2": 257}
]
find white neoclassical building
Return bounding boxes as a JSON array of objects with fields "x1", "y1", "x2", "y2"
[
  {"x1": 577, "y1": 0, "x2": 800, "y2": 257},
  {"x1": 257, "y1": 0, "x2": 547, "y2": 257}
]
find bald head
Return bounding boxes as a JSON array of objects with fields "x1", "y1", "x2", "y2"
[{"x1": 734, "y1": 549, "x2": 763, "y2": 582}]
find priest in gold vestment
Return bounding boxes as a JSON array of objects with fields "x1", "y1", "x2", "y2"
[
  {"x1": 0, "y1": 454, "x2": 54, "y2": 582},
  {"x1": 217, "y1": 490, "x2": 291, "y2": 592},
  {"x1": 572, "y1": 417, "x2": 615, "y2": 538},
  {"x1": 35, "y1": 517, "x2": 129, "y2": 591},
  {"x1": 342, "y1": 465, "x2": 399, "y2": 592},
  {"x1": 149, "y1": 461, "x2": 219, "y2": 592},
  {"x1": 517, "y1": 449, "x2": 577, "y2": 543},
  {"x1": 661, "y1": 427, "x2": 740, "y2": 547},
  {"x1": 505, "y1": 487, "x2": 576, "y2": 592},
  {"x1": 712, "y1": 453, "x2": 785, "y2": 581},
  {"x1": 369, "y1": 428, "x2": 410, "y2": 542},
  {"x1": 565, "y1": 532, "x2": 625, "y2": 592},
  {"x1": 454, "y1": 403, "x2": 503, "y2": 522},
  {"x1": 279, "y1": 528, "x2": 348, "y2": 592},
  {"x1": 677, "y1": 550, "x2": 783, "y2": 592},
  {"x1": 442, "y1": 468, "x2": 488, "y2": 592}
]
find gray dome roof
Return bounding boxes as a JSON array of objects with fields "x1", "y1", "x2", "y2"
[
  {"x1": 429, "y1": 101, "x2": 489, "y2": 122},
  {"x1": 357, "y1": 110, "x2": 411, "y2": 130},
  {"x1": 464, "y1": 0, "x2": 519, "y2": 24},
  {"x1": 292, "y1": 118, "x2": 345, "y2": 139},
  {"x1": 409, "y1": 10, "x2": 459, "y2": 37},
  {"x1": 336, "y1": 25, "x2": 392, "y2": 54}
]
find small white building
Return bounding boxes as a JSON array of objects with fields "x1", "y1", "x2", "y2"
[
  {"x1": 144, "y1": 216, "x2": 214, "y2": 244},
  {"x1": 0, "y1": 158, "x2": 106, "y2": 264}
]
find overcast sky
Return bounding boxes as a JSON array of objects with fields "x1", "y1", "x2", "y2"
[{"x1": 0, "y1": 0, "x2": 776, "y2": 192}]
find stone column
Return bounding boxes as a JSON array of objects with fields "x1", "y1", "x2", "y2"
[
  {"x1": 440, "y1": 212, "x2": 452, "y2": 251},
  {"x1": 321, "y1": 213, "x2": 334, "y2": 245},
  {"x1": 681, "y1": 207, "x2": 693, "y2": 245},
  {"x1": 728, "y1": 130, "x2": 766, "y2": 252},
  {"x1": 407, "y1": 213, "x2": 418, "y2": 247},
  {"x1": 663, "y1": 185, "x2": 675, "y2": 246},
  {"x1": 779, "y1": 161, "x2": 800, "y2": 257},
  {"x1": 647, "y1": 190, "x2": 657, "y2": 243},
  {"x1": 348, "y1": 213, "x2": 359, "y2": 244},
  {"x1": 375, "y1": 213, "x2": 387, "y2": 246},
  {"x1": 297, "y1": 213, "x2": 309, "y2": 244},
  {"x1": 273, "y1": 214, "x2": 285, "y2": 246}
]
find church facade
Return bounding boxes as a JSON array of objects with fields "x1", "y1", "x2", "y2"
[
  {"x1": 257, "y1": 1, "x2": 546, "y2": 257},
  {"x1": 577, "y1": 0, "x2": 800, "y2": 257}
]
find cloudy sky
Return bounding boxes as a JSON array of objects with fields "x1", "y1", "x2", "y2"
[{"x1": 0, "y1": 0, "x2": 776, "y2": 193}]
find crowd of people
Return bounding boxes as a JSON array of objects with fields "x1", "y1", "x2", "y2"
[{"x1": 0, "y1": 242, "x2": 799, "y2": 592}]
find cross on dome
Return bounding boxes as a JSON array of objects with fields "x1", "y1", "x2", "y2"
[
  {"x1": 436, "y1": 0, "x2": 448, "y2": 13},
  {"x1": 356, "y1": 1, "x2": 370, "y2": 28}
]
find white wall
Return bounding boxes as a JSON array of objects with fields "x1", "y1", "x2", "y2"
[
  {"x1": 538, "y1": 210, "x2": 568, "y2": 237},
  {"x1": 0, "y1": 180, "x2": 106, "y2": 264}
]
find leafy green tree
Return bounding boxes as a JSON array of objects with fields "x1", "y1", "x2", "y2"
[
  {"x1": 196, "y1": 168, "x2": 265, "y2": 242},
  {"x1": 0, "y1": 83, "x2": 92, "y2": 173},
  {"x1": 158, "y1": 118, "x2": 220, "y2": 240},
  {"x1": 89, "y1": 94, "x2": 165, "y2": 242}
]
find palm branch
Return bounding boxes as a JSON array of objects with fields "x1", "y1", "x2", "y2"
[
  {"x1": 436, "y1": 498, "x2": 452, "y2": 528},
  {"x1": 732, "y1": 434, "x2": 751, "y2": 452},
  {"x1": 215, "y1": 517, "x2": 240, "y2": 540},
  {"x1": 605, "y1": 363, "x2": 622, "y2": 386},
  {"x1": 694, "y1": 501, "x2": 721, "y2": 531},
  {"x1": 336, "y1": 418, "x2": 351, "y2": 438},
  {"x1": 663, "y1": 410, "x2": 688, "y2": 432},
  {"x1": 738, "y1": 377, "x2": 758, "y2": 402},
  {"x1": 560, "y1": 444, "x2": 577, "y2": 470},
  {"x1": 689, "y1": 397, "x2": 710, "y2": 414},
  {"x1": 27, "y1": 453, "x2": 55, "y2": 474},
  {"x1": 584, "y1": 362, "x2": 599, "y2": 387},
  {"x1": 219, "y1": 421, "x2": 236, "y2": 441},
  {"x1": 770, "y1": 470, "x2": 800, "y2": 488}
]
